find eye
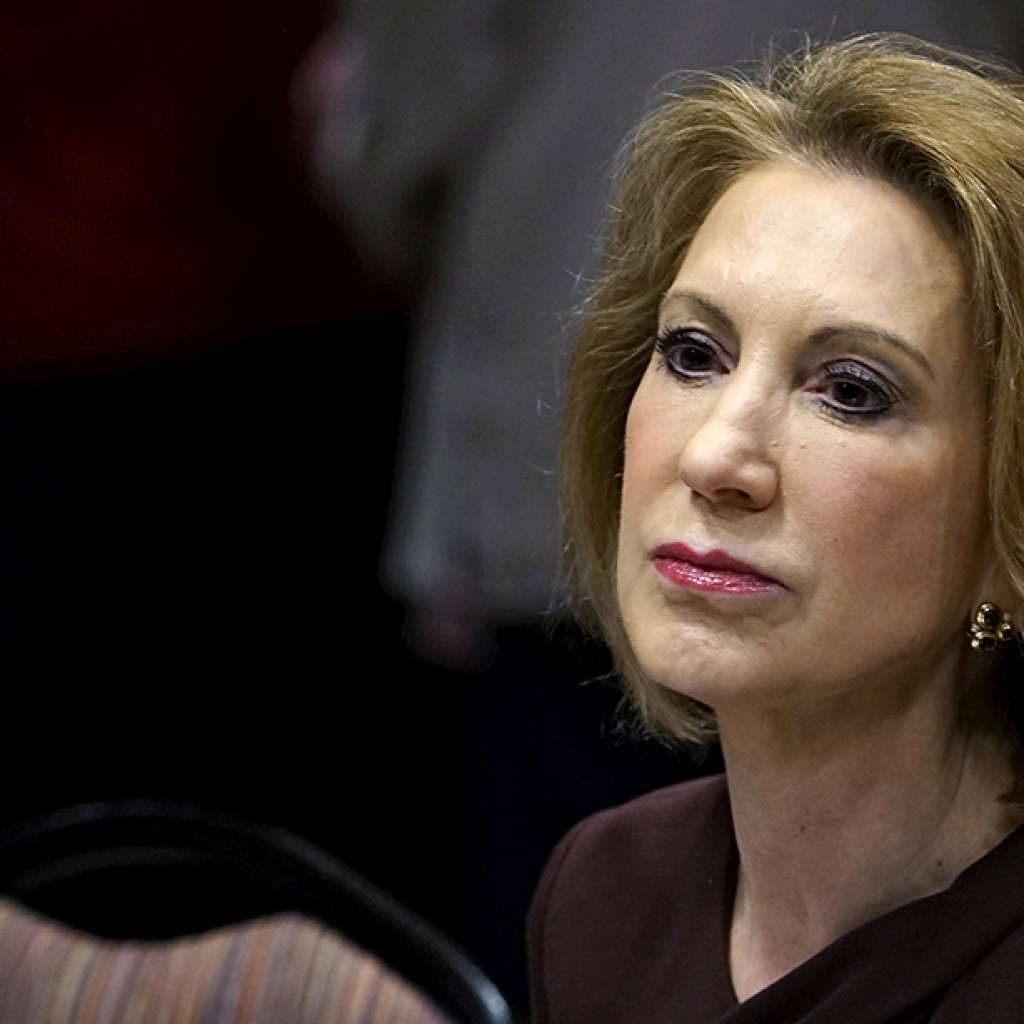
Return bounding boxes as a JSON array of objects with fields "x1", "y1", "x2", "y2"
[
  {"x1": 812, "y1": 361, "x2": 897, "y2": 419},
  {"x1": 654, "y1": 328, "x2": 729, "y2": 382}
]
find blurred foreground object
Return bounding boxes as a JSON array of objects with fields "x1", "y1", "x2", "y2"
[{"x1": 0, "y1": 799, "x2": 513, "y2": 1024}]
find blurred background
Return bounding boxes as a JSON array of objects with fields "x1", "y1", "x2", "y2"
[{"x1": 0, "y1": 2, "x2": 1021, "y2": 1020}]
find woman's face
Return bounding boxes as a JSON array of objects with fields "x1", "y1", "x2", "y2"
[{"x1": 616, "y1": 163, "x2": 1009, "y2": 723}]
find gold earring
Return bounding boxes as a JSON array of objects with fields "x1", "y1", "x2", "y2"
[{"x1": 969, "y1": 602, "x2": 1015, "y2": 651}]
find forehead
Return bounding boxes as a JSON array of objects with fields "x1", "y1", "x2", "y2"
[{"x1": 666, "y1": 163, "x2": 968, "y2": 356}]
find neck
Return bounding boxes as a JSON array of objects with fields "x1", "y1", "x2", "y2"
[{"x1": 720, "y1": 689, "x2": 1020, "y2": 1002}]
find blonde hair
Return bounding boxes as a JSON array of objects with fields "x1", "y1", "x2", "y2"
[{"x1": 562, "y1": 33, "x2": 1024, "y2": 744}]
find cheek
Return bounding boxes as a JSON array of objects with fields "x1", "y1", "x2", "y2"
[
  {"x1": 620, "y1": 377, "x2": 686, "y2": 505},
  {"x1": 797, "y1": 439, "x2": 989, "y2": 607},
  {"x1": 618, "y1": 389, "x2": 681, "y2": 589}
]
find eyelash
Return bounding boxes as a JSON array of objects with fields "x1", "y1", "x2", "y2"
[
  {"x1": 654, "y1": 328, "x2": 730, "y2": 381},
  {"x1": 652, "y1": 327, "x2": 898, "y2": 422},
  {"x1": 813, "y1": 362, "x2": 896, "y2": 420}
]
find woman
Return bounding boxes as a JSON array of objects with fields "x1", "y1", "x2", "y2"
[{"x1": 528, "y1": 34, "x2": 1024, "y2": 1024}]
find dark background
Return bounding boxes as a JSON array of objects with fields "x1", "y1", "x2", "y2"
[{"x1": 0, "y1": 3, "x2": 694, "y2": 1019}]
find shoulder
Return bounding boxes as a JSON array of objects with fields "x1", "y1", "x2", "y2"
[
  {"x1": 545, "y1": 773, "x2": 729, "y2": 884},
  {"x1": 531, "y1": 773, "x2": 731, "y2": 925},
  {"x1": 527, "y1": 774, "x2": 733, "y2": 1024},
  {"x1": 567, "y1": 772, "x2": 728, "y2": 839}
]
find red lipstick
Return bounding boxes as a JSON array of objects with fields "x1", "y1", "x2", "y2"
[{"x1": 652, "y1": 543, "x2": 783, "y2": 595}]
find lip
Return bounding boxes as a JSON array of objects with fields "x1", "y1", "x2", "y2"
[{"x1": 651, "y1": 542, "x2": 785, "y2": 595}]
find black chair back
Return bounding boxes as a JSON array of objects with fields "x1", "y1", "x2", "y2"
[{"x1": 0, "y1": 799, "x2": 513, "y2": 1024}]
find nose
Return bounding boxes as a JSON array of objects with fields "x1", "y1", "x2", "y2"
[{"x1": 678, "y1": 372, "x2": 780, "y2": 512}]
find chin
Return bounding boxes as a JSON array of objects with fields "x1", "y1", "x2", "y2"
[
  {"x1": 633, "y1": 631, "x2": 807, "y2": 715},
  {"x1": 634, "y1": 640, "x2": 748, "y2": 707}
]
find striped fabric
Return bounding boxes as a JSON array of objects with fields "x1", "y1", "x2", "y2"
[{"x1": 0, "y1": 900, "x2": 455, "y2": 1024}]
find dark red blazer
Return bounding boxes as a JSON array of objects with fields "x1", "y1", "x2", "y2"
[{"x1": 528, "y1": 774, "x2": 1024, "y2": 1023}]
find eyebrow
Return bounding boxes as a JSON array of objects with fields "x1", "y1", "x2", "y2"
[
  {"x1": 660, "y1": 289, "x2": 737, "y2": 335},
  {"x1": 660, "y1": 288, "x2": 935, "y2": 379},
  {"x1": 809, "y1": 324, "x2": 935, "y2": 378}
]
